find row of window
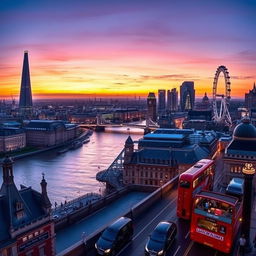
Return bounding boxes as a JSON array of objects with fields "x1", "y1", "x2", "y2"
[
  {"x1": 126, "y1": 166, "x2": 172, "y2": 171},
  {"x1": 230, "y1": 166, "x2": 242, "y2": 173},
  {"x1": 125, "y1": 179, "x2": 163, "y2": 186},
  {"x1": 139, "y1": 158, "x2": 173, "y2": 165},
  {"x1": 22, "y1": 229, "x2": 46, "y2": 243},
  {"x1": 228, "y1": 154, "x2": 255, "y2": 160},
  {"x1": 193, "y1": 167, "x2": 212, "y2": 189},
  {"x1": 125, "y1": 170, "x2": 173, "y2": 179},
  {"x1": 25, "y1": 245, "x2": 46, "y2": 256}
]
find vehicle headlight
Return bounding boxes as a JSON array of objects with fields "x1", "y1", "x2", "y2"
[
  {"x1": 105, "y1": 248, "x2": 111, "y2": 253},
  {"x1": 158, "y1": 250, "x2": 164, "y2": 255}
]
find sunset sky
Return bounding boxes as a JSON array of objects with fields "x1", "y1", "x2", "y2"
[{"x1": 0, "y1": 0, "x2": 255, "y2": 99}]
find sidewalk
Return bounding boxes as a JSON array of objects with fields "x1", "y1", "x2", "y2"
[{"x1": 245, "y1": 193, "x2": 256, "y2": 255}]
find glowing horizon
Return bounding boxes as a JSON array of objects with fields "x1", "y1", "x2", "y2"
[{"x1": 1, "y1": 0, "x2": 255, "y2": 100}]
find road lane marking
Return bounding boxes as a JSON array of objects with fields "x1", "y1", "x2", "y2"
[
  {"x1": 173, "y1": 245, "x2": 181, "y2": 256},
  {"x1": 133, "y1": 196, "x2": 177, "y2": 240},
  {"x1": 183, "y1": 241, "x2": 194, "y2": 256},
  {"x1": 185, "y1": 231, "x2": 190, "y2": 239},
  {"x1": 116, "y1": 196, "x2": 177, "y2": 256}
]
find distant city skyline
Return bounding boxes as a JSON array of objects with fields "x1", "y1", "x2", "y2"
[{"x1": 0, "y1": 0, "x2": 255, "y2": 99}]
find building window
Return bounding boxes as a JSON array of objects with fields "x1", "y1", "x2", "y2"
[
  {"x1": 160, "y1": 173, "x2": 163, "y2": 179},
  {"x1": 140, "y1": 171, "x2": 143, "y2": 177},
  {"x1": 16, "y1": 201, "x2": 23, "y2": 211},
  {"x1": 155, "y1": 172, "x2": 158, "y2": 178},
  {"x1": 26, "y1": 251, "x2": 33, "y2": 256},
  {"x1": 132, "y1": 171, "x2": 134, "y2": 177},
  {"x1": 145, "y1": 171, "x2": 148, "y2": 177},
  {"x1": 150, "y1": 172, "x2": 153, "y2": 178},
  {"x1": 39, "y1": 246, "x2": 45, "y2": 256}
]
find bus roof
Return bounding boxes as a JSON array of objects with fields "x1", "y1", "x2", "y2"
[
  {"x1": 180, "y1": 159, "x2": 213, "y2": 178},
  {"x1": 195, "y1": 191, "x2": 238, "y2": 205}
]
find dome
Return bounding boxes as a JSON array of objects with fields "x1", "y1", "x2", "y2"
[
  {"x1": 202, "y1": 92, "x2": 209, "y2": 102},
  {"x1": 233, "y1": 118, "x2": 256, "y2": 140}
]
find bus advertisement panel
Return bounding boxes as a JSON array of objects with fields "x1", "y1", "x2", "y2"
[
  {"x1": 177, "y1": 159, "x2": 215, "y2": 219},
  {"x1": 190, "y1": 191, "x2": 242, "y2": 253}
]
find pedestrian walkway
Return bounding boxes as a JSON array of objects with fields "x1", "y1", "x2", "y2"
[
  {"x1": 245, "y1": 193, "x2": 256, "y2": 255},
  {"x1": 52, "y1": 192, "x2": 102, "y2": 220},
  {"x1": 55, "y1": 191, "x2": 148, "y2": 253}
]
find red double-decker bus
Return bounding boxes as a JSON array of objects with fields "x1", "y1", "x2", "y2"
[
  {"x1": 190, "y1": 191, "x2": 242, "y2": 253},
  {"x1": 177, "y1": 159, "x2": 215, "y2": 219}
]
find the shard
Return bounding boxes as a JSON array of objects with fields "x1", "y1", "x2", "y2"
[{"x1": 19, "y1": 51, "x2": 33, "y2": 111}]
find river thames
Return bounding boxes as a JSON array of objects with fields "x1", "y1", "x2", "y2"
[{"x1": 1, "y1": 128, "x2": 143, "y2": 205}]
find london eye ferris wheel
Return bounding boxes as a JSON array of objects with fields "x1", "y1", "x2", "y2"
[{"x1": 212, "y1": 65, "x2": 232, "y2": 127}]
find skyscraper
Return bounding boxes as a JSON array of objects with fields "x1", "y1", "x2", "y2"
[
  {"x1": 158, "y1": 89, "x2": 166, "y2": 113},
  {"x1": 167, "y1": 88, "x2": 178, "y2": 112},
  {"x1": 19, "y1": 51, "x2": 33, "y2": 114},
  {"x1": 147, "y1": 92, "x2": 157, "y2": 122},
  {"x1": 180, "y1": 81, "x2": 195, "y2": 111}
]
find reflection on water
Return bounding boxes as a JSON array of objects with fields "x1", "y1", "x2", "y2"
[{"x1": 1, "y1": 129, "x2": 142, "y2": 205}]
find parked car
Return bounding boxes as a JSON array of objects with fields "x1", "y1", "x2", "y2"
[
  {"x1": 226, "y1": 178, "x2": 244, "y2": 198},
  {"x1": 95, "y1": 217, "x2": 133, "y2": 255},
  {"x1": 145, "y1": 221, "x2": 177, "y2": 256}
]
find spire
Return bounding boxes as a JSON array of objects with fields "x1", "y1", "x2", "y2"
[
  {"x1": 125, "y1": 135, "x2": 133, "y2": 145},
  {"x1": 40, "y1": 173, "x2": 52, "y2": 213},
  {"x1": 1, "y1": 156, "x2": 14, "y2": 185},
  {"x1": 19, "y1": 51, "x2": 33, "y2": 110}
]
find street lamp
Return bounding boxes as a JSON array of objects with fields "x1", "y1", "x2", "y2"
[{"x1": 242, "y1": 163, "x2": 255, "y2": 252}]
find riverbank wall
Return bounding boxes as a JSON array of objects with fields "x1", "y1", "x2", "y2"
[{"x1": 0, "y1": 129, "x2": 91, "y2": 161}]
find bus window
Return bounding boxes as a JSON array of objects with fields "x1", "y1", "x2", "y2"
[
  {"x1": 198, "y1": 219, "x2": 218, "y2": 233},
  {"x1": 180, "y1": 180, "x2": 190, "y2": 188}
]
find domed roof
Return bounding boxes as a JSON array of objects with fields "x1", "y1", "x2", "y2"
[
  {"x1": 202, "y1": 92, "x2": 209, "y2": 102},
  {"x1": 233, "y1": 117, "x2": 256, "y2": 140}
]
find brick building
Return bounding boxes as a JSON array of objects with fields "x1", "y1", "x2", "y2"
[{"x1": 0, "y1": 157, "x2": 55, "y2": 256}]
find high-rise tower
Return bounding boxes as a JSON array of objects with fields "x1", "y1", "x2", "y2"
[
  {"x1": 19, "y1": 51, "x2": 33, "y2": 115},
  {"x1": 158, "y1": 89, "x2": 166, "y2": 113},
  {"x1": 180, "y1": 81, "x2": 195, "y2": 111},
  {"x1": 167, "y1": 88, "x2": 178, "y2": 112},
  {"x1": 147, "y1": 92, "x2": 157, "y2": 122}
]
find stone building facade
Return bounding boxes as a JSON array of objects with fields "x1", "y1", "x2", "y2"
[
  {"x1": 25, "y1": 120, "x2": 78, "y2": 147},
  {"x1": 0, "y1": 128, "x2": 26, "y2": 153},
  {"x1": 223, "y1": 118, "x2": 256, "y2": 188},
  {"x1": 123, "y1": 128, "x2": 217, "y2": 187}
]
